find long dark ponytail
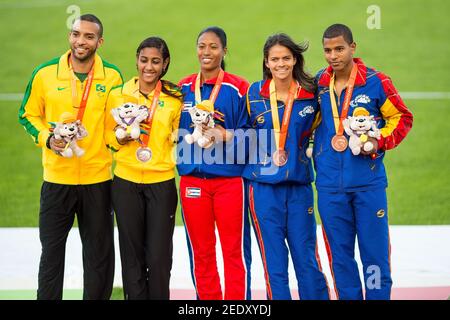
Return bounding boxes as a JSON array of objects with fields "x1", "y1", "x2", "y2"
[
  {"x1": 136, "y1": 37, "x2": 182, "y2": 100},
  {"x1": 262, "y1": 33, "x2": 316, "y2": 93}
]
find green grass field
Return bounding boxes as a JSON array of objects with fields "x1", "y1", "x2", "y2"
[{"x1": 1, "y1": 0, "x2": 449, "y2": 228}]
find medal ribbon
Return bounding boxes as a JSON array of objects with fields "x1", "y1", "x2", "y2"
[
  {"x1": 69, "y1": 57, "x2": 95, "y2": 122},
  {"x1": 140, "y1": 80, "x2": 162, "y2": 148},
  {"x1": 329, "y1": 63, "x2": 358, "y2": 135},
  {"x1": 269, "y1": 79, "x2": 298, "y2": 151},
  {"x1": 194, "y1": 69, "x2": 224, "y2": 105}
]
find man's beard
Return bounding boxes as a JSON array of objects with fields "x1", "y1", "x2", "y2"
[{"x1": 71, "y1": 47, "x2": 96, "y2": 62}]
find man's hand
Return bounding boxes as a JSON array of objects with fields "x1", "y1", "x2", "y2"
[
  {"x1": 201, "y1": 124, "x2": 233, "y2": 143},
  {"x1": 49, "y1": 135, "x2": 67, "y2": 153},
  {"x1": 360, "y1": 137, "x2": 378, "y2": 155}
]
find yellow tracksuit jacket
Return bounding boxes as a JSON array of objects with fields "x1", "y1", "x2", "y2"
[
  {"x1": 105, "y1": 77, "x2": 183, "y2": 184},
  {"x1": 18, "y1": 50, "x2": 123, "y2": 184}
]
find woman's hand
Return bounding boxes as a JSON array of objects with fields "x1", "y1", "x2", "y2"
[
  {"x1": 201, "y1": 124, "x2": 233, "y2": 143},
  {"x1": 115, "y1": 126, "x2": 135, "y2": 145}
]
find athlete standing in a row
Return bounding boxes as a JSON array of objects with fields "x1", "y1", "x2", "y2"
[
  {"x1": 314, "y1": 24, "x2": 413, "y2": 300},
  {"x1": 244, "y1": 33, "x2": 329, "y2": 300},
  {"x1": 177, "y1": 27, "x2": 252, "y2": 300}
]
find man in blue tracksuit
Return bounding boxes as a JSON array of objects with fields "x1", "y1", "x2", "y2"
[
  {"x1": 243, "y1": 33, "x2": 329, "y2": 300},
  {"x1": 314, "y1": 24, "x2": 413, "y2": 300}
]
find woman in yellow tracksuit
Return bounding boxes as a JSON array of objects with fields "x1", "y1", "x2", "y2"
[{"x1": 105, "y1": 37, "x2": 183, "y2": 300}]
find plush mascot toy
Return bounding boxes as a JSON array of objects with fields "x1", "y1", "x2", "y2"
[
  {"x1": 343, "y1": 107, "x2": 381, "y2": 156},
  {"x1": 111, "y1": 103, "x2": 149, "y2": 140},
  {"x1": 184, "y1": 100, "x2": 215, "y2": 148},
  {"x1": 51, "y1": 112, "x2": 88, "y2": 157}
]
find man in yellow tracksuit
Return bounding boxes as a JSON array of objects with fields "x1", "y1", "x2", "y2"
[{"x1": 18, "y1": 14, "x2": 123, "y2": 300}]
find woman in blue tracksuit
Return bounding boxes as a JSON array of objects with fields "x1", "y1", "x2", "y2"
[{"x1": 243, "y1": 33, "x2": 329, "y2": 300}]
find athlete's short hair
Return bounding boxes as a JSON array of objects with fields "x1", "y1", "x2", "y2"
[
  {"x1": 322, "y1": 24, "x2": 353, "y2": 44},
  {"x1": 73, "y1": 14, "x2": 103, "y2": 38}
]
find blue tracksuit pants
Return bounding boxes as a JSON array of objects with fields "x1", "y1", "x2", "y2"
[
  {"x1": 318, "y1": 188, "x2": 392, "y2": 300},
  {"x1": 248, "y1": 180, "x2": 329, "y2": 300}
]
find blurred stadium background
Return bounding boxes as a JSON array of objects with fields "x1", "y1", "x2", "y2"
[{"x1": 0, "y1": 0, "x2": 449, "y2": 299}]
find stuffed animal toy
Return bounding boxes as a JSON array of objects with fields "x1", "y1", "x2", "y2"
[
  {"x1": 52, "y1": 112, "x2": 88, "y2": 157},
  {"x1": 343, "y1": 107, "x2": 381, "y2": 156},
  {"x1": 184, "y1": 100, "x2": 215, "y2": 148},
  {"x1": 111, "y1": 103, "x2": 149, "y2": 140}
]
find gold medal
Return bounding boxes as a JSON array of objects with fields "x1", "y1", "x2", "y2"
[
  {"x1": 331, "y1": 135, "x2": 348, "y2": 152},
  {"x1": 272, "y1": 149, "x2": 288, "y2": 166},
  {"x1": 136, "y1": 147, "x2": 152, "y2": 163}
]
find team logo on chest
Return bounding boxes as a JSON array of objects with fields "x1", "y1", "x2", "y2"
[
  {"x1": 299, "y1": 105, "x2": 314, "y2": 117},
  {"x1": 96, "y1": 84, "x2": 106, "y2": 92},
  {"x1": 350, "y1": 94, "x2": 371, "y2": 107}
]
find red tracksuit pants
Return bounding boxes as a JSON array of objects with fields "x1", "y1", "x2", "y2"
[{"x1": 180, "y1": 175, "x2": 251, "y2": 300}]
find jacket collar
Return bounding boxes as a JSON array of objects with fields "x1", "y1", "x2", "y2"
[
  {"x1": 189, "y1": 72, "x2": 224, "y2": 92},
  {"x1": 259, "y1": 79, "x2": 315, "y2": 100},
  {"x1": 318, "y1": 58, "x2": 367, "y2": 87},
  {"x1": 57, "y1": 50, "x2": 105, "y2": 80},
  {"x1": 123, "y1": 77, "x2": 168, "y2": 99}
]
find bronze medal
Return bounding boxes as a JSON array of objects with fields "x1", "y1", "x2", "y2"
[
  {"x1": 269, "y1": 80, "x2": 298, "y2": 168},
  {"x1": 329, "y1": 63, "x2": 358, "y2": 154},
  {"x1": 331, "y1": 135, "x2": 348, "y2": 152}
]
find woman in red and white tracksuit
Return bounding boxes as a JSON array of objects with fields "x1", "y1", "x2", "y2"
[{"x1": 177, "y1": 26, "x2": 251, "y2": 300}]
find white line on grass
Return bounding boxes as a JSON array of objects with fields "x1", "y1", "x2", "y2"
[
  {"x1": 2, "y1": 92, "x2": 450, "y2": 102},
  {"x1": 400, "y1": 92, "x2": 450, "y2": 99},
  {"x1": 0, "y1": 94, "x2": 24, "y2": 101}
]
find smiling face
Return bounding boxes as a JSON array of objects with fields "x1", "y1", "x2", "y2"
[
  {"x1": 69, "y1": 19, "x2": 103, "y2": 62},
  {"x1": 265, "y1": 44, "x2": 296, "y2": 82},
  {"x1": 323, "y1": 35, "x2": 355, "y2": 73},
  {"x1": 137, "y1": 47, "x2": 168, "y2": 87},
  {"x1": 197, "y1": 31, "x2": 227, "y2": 73}
]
